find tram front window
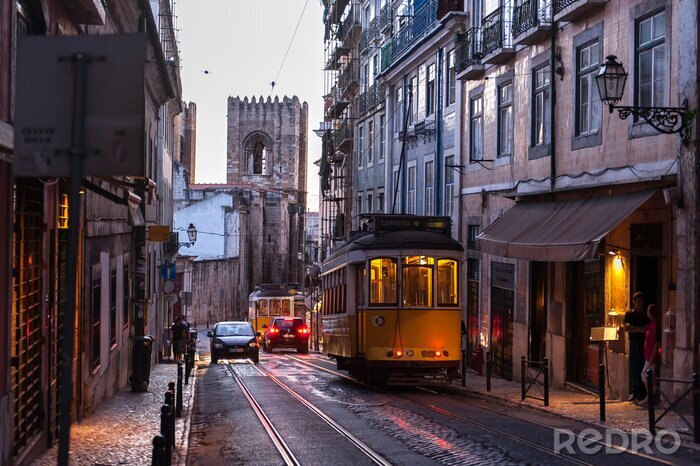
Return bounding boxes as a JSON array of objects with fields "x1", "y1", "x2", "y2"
[
  {"x1": 259, "y1": 300, "x2": 269, "y2": 316},
  {"x1": 369, "y1": 258, "x2": 397, "y2": 304},
  {"x1": 270, "y1": 300, "x2": 281, "y2": 316},
  {"x1": 437, "y1": 259, "x2": 459, "y2": 306},
  {"x1": 402, "y1": 256, "x2": 433, "y2": 307},
  {"x1": 282, "y1": 299, "x2": 291, "y2": 316}
]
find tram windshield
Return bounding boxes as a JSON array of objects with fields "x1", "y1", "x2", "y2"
[
  {"x1": 270, "y1": 299, "x2": 282, "y2": 316},
  {"x1": 259, "y1": 300, "x2": 268, "y2": 316},
  {"x1": 369, "y1": 258, "x2": 397, "y2": 304},
  {"x1": 402, "y1": 256, "x2": 434, "y2": 307}
]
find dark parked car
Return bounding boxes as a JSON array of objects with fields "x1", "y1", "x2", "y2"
[
  {"x1": 262, "y1": 317, "x2": 309, "y2": 353},
  {"x1": 207, "y1": 321, "x2": 260, "y2": 364}
]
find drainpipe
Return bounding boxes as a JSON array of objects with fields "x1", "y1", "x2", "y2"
[
  {"x1": 549, "y1": 24, "x2": 557, "y2": 193},
  {"x1": 436, "y1": 47, "x2": 443, "y2": 215}
]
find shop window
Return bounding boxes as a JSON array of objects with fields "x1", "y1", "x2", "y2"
[{"x1": 369, "y1": 258, "x2": 397, "y2": 304}]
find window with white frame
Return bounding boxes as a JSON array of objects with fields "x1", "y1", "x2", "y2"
[
  {"x1": 424, "y1": 160, "x2": 434, "y2": 215},
  {"x1": 395, "y1": 87, "x2": 403, "y2": 133},
  {"x1": 576, "y1": 40, "x2": 601, "y2": 136},
  {"x1": 447, "y1": 49, "x2": 456, "y2": 106},
  {"x1": 363, "y1": 63, "x2": 369, "y2": 92},
  {"x1": 379, "y1": 114, "x2": 385, "y2": 160},
  {"x1": 426, "y1": 63, "x2": 436, "y2": 117},
  {"x1": 357, "y1": 192, "x2": 363, "y2": 217},
  {"x1": 498, "y1": 82, "x2": 513, "y2": 157},
  {"x1": 377, "y1": 187, "x2": 385, "y2": 213},
  {"x1": 470, "y1": 95, "x2": 483, "y2": 161},
  {"x1": 407, "y1": 163, "x2": 416, "y2": 214},
  {"x1": 392, "y1": 167, "x2": 401, "y2": 212},
  {"x1": 358, "y1": 125, "x2": 364, "y2": 167},
  {"x1": 367, "y1": 120, "x2": 374, "y2": 165},
  {"x1": 636, "y1": 9, "x2": 665, "y2": 110},
  {"x1": 444, "y1": 155, "x2": 454, "y2": 216},
  {"x1": 532, "y1": 65, "x2": 551, "y2": 146},
  {"x1": 367, "y1": 189, "x2": 374, "y2": 214}
]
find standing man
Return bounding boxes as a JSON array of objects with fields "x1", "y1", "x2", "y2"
[{"x1": 624, "y1": 291, "x2": 650, "y2": 401}]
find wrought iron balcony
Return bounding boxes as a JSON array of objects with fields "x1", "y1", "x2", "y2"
[
  {"x1": 379, "y1": 3, "x2": 392, "y2": 33},
  {"x1": 392, "y1": 0, "x2": 439, "y2": 59},
  {"x1": 358, "y1": 83, "x2": 385, "y2": 116},
  {"x1": 339, "y1": 60, "x2": 360, "y2": 97},
  {"x1": 369, "y1": 17, "x2": 380, "y2": 42},
  {"x1": 454, "y1": 27, "x2": 484, "y2": 79},
  {"x1": 513, "y1": 0, "x2": 552, "y2": 45},
  {"x1": 553, "y1": 0, "x2": 606, "y2": 22},
  {"x1": 325, "y1": 88, "x2": 349, "y2": 119},
  {"x1": 481, "y1": 6, "x2": 514, "y2": 64},
  {"x1": 359, "y1": 28, "x2": 370, "y2": 54},
  {"x1": 340, "y1": 5, "x2": 362, "y2": 46},
  {"x1": 333, "y1": 118, "x2": 353, "y2": 154}
]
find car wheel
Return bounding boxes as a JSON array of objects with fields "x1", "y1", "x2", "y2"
[
  {"x1": 211, "y1": 353, "x2": 218, "y2": 364},
  {"x1": 298, "y1": 346, "x2": 308, "y2": 354}
]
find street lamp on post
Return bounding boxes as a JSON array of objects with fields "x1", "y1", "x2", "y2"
[{"x1": 595, "y1": 55, "x2": 695, "y2": 139}]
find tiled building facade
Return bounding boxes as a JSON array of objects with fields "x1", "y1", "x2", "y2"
[{"x1": 321, "y1": 0, "x2": 699, "y2": 399}]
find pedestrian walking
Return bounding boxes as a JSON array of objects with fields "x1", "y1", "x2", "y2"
[
  {"x1": 639, "y1": 304, "x2": 660, "y2": 405},
  {"x1": 624, "y1": 291, "x2": 650, "y2": 401}
]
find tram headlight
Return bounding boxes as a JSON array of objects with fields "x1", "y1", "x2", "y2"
[
  {"x1": 394, "y1": 350, "x2": 403, "y2": 358},
  {"x1": 435, "y1": 351, "x2": 442, "y2": 357}
]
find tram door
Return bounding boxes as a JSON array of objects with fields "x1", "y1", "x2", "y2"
[
  {"x1": 356, "y1": 266, "x2": 366, "y2": 356},
  {"x1": 490, "y1": 262, "x2": 514, "y2": 380}
]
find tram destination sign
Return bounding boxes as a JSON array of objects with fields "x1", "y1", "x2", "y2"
[
  {"x1": 370, "y1": 215, "x2": 451, "y2": 235},
  {"x1": 14, "y1": 34, "x2": 146, "y2": 177}
]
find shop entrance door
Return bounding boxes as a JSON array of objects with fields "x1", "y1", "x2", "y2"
[
  {"x1": 529, "y1": 262, "x2": 547, "y2": 362},
  {"x1": 490, "y1": 262, "x2": 515, "y2": 381},
  {"x1": 566, "y1": 260, "x2": 604, "y2": 388}
]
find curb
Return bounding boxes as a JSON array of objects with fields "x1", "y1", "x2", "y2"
[{"x1": 174, "y1": 356, "x2": 199, "y2": 466}]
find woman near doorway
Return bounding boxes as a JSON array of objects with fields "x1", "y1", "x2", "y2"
[{"x1": 640, "y1": 304, "x2": 660, "y2": 405}]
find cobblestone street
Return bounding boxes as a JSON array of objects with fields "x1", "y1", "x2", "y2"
[{"x1": 32, "y1": 361, "x2": 195, "y2": 466}]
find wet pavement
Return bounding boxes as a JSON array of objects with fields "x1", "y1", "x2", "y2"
[
  {"x1": 32, "y1": 356, "x2": 196, "y2": 465},
  {"x1": 454, "y1": 368, "x2": 697, "y2": 446}
]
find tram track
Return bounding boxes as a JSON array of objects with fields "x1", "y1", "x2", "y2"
[
  {"x1": 283, "y1": 354, "x2": 676, "y2": 466},
  {"x1": 226, "y1": 361, "x2": 392, "y2": 466}
]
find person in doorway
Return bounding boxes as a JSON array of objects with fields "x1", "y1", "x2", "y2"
[
  {"x1": 171, "y1": 315, "x2": 186, "y2": 362},
  {"x1": 640, "y1": 304, "x2": 660, "y2": 405},
  {"x1": 624, "y1": 291, "x2": 651, "y2": 401}
]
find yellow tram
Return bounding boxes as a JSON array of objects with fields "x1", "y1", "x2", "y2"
[
  {"x1": 248, "y1": 284, "x2": 304, "y2": 336},
  {"x1": 321, "y1": 215, "x2": 463, "y2": 385}
]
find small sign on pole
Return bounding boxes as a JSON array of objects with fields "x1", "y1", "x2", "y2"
[{"x1": 148, "y1": 225, "x2": 171, "y2": 242}]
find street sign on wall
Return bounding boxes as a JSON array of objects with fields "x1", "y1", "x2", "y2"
[
  {"x1": 148, "y1": 225, "x2": 171, "y2": 242},
  {"x1": 14, "y1": 34, "x2": 146, "y2": 177}
]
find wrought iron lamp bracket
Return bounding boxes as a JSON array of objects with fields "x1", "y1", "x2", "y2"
[
  {"x1": 608, "y1": 99, "x2": 694, "y2": 140},
  {"x1": 163, "y1": 241, "x2": 193, "y2": 256}
]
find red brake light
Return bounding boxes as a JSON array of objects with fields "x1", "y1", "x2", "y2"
[
  {"x1": 269, "y1": 327, "x2": 279, "y2": 334},
  {"x1": 298, "y1": 326, "x2": 309, "y2": 334}
]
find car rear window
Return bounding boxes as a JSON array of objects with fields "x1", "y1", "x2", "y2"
[{"x1": 273, "y1": 318, "x2": 303, "y2": 330}]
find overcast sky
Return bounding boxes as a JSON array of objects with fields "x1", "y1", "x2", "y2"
[{"x1": 177, "y1": 0, "x2": 324, "y2": 209}]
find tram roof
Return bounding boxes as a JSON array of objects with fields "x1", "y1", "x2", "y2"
[
  {"x1": 325, "y1": 230, "x2": 463, "y2": 262},
  {"x1": 249, "y1": 289, "x2": 294, "y2": 299}
]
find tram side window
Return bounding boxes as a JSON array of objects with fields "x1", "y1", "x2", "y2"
[
  {"x1": 437, "y1": 259, "x2": 459, "y2": 306},
  {"x1": 259, "y1": 300, "x2": 269, "y2": 316},
  {"x1": 402, "y1": 256, "x2": 434, "y2": 307},
  {"x1": 369, "y1": 258, "x2": 397, "y2": 304},
  {"x1": 357, "y1": 266, "x2": 366, "y2": 307}
]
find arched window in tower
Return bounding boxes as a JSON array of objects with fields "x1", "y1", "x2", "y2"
[
  {"x1": 252, "y1": 141, "x2": 266, "y2": 175},
  {"x1": 243, "y1": 132, "x2": 272, "y2": 175}
]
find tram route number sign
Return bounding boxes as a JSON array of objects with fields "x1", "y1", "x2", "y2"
[{"x1": 14, "y1": 34, "x2": 146, "y2": 177}]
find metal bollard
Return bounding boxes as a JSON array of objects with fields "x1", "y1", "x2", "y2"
[
  {"x1": 164, "y1": 391, "x2": 175, "y2": 447},
  {"x1": 693, "y1": 373, "x2": 699, "y2": 444},
  {"x1": 461, "y1": 348, "x2": 466, "y2": 387},
  {"x1": 185, "y1": 345, "x2": 194, "y2": 384},
  {"x1": 152, "y1": 434, "x2": 167, "y2": 466},
  {"x1": 486, "y1": 350, "x2": 492, "y2": 392},
  {"x1": 521, "y1": 356, "x2": 526, "y2": 401},
  {"x1": 177, "y1": 363, "x2": 184, "y2": 418},
  {"x1": 543, "y1": 357, "x2": 549, "y2": 407},
  {"x1": 160, "y1": 405, "x2": 172, "y2": 466},
  {"x1": 647, "y1": 369, "x2": 655, "y2": 435},
  {"x1": 599, "y1": 364, "x2": 606, "y2": 422}
]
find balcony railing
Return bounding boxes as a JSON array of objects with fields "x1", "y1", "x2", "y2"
[
  {"x1": 339, "y1": 60, "x2": 360, "y2": 95},
  {"x1": 513, "y1": 0, "x2": 552, "y2": 38},
  {"x1": 358, "y1": 82, "x2": 385, "y2": 116},
  {"x1": 379, "y1": 3, "x2": 392, "y2": 32},
  {"x1": 454, "y1": 27, "x2": 483, "y2": 73},
  {"x1": 553, "y1": 0, "x2": 578, "y2": 14},
  {"x1": 392, "y1": 0, "x2": 439, "y2": 59},
  {"x1": 369, "y1": 17, "x2": 379, "y2": 42},
  {"x1": 340, "y1": 5, "x2": 362, "y2": 46},
  {"x1": 359, "y1": 27, "x2": 370, "y2": 54},
  {"x1": 333, "y1": 118, "x2": 353, "y2": 154},
  {"x1": 481, "y1": 6, "x2": 512, "y2": 57}
]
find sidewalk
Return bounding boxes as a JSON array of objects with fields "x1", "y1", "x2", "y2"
[
  {"x1": 32, "y1": 361, "x2": 196, "y2": 466},
  {"x1": 454, "y1": 369, "x2": 698, "y2": 448}
]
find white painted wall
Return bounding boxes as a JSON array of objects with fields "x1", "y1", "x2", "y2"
[{"x1": 174, "y1": 192, "x2": 237, "y2": 259}]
